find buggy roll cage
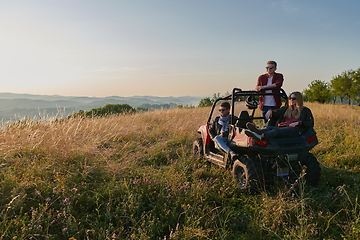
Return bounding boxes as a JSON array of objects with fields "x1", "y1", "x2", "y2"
[{"x1": 207, "y1": 88, "x2": 289, "y2": 125}]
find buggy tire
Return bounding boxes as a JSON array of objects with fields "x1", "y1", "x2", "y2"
[
  {"x1": 304, "y1": 153, "x2": 321, "y2": 186},
  {"x1": 232, "y1": 155, "x2": 264, "y2": 193},
  {"x1": 192, "y1": 138, "x2": 204, "y2": 157}
]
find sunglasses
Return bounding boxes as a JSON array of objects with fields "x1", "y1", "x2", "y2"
[
  {"x1": 219, "y1": 109, "x2": 228, "y2": 112},
  {"x1": 265, "y1": 66, "x2": 275, "y2": 69},
  {"x1": 289, "y1": 97, "x2": 297, "y2": 100}
]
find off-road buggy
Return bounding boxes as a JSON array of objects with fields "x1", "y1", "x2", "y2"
[{"x1": 193, "y1": 88, "x2": 321, "y2": 193}]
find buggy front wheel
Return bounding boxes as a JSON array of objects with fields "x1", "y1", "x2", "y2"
[
  {"x1": 232, "y1": 156, "x2": 264, "y2": 193},
  {"x1": 192, "y1": 138, "x2": 204, "y2": 157}
]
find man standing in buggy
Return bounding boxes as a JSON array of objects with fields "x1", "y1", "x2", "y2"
[{"x1": 255, "y1": 60, "x2": 284, "y2": 123}]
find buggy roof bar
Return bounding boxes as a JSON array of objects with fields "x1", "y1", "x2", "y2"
[
  {"x1": 207, "y1": 87, "x2": 288, "y2": 124},
  {"x1": 231, "y1": 87, "x2": 288, "y2": 98}
]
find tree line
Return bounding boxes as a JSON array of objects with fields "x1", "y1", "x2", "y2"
[
  {"x1": 303, "y1": 67, "x2": 360, "y2": 105},
  {"x1": 68, "y1": 66, "x2": 360, "y2": 116},
  {"x1": 68, "y1": 104, "x2": 135, "y2": 118},
  {"x1": 198, "y1": 67, "x2": 360, "y2": 107},
  {"x1": 67, "y1": 103, "x2": 195, "y2": 118}
]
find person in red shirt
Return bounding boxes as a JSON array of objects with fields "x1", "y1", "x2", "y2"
[{"x1": 255, "y1": 61, "x2": 284, "y2": 123}]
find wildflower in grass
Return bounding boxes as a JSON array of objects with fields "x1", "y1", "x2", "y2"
[
  {"x1": 337, "y1": 185, "x2": 346, "y2": 193},
  {"x1": 133, "y1": 180, "x2": 139, "y2": 184},
  {"x1": 64, "y1": 198, "x2": 70, "y2": 203}
]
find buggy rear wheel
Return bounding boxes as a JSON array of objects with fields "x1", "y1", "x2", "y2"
[
  {"x1": 192, "y1": 138, "x2": 204, "y2": 157},
  {"x1": 304, "y1": 153, "x2": 321, "y2": 186},
  {"x1": 232, "y1": 156, "x2": 264, "y2": 193}
]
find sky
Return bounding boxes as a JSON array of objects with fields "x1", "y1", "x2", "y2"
[{"x1": 1, "y1": 0, "x2": 359, "y2": 97}]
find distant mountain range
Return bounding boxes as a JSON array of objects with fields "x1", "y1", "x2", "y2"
[{"x1": 0, "y1": 92, "x2": 203, "y2": 121}]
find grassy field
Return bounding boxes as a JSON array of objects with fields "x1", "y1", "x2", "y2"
[{"x1": 0, "y1": 103, "x2": 359, "y2": 239}]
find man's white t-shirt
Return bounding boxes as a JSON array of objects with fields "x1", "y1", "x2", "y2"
[{"x1": 264, "y1": 77, "x2": 276, "y2": 106}]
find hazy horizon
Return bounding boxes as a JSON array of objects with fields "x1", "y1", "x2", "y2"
[{"x1": 0, "y1": 91, "x2": 208, "y2": 98}]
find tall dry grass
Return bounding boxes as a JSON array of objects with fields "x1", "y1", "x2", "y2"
[
  {"x1": 307, "y1": 102, "x2": 360, "y2": 170},
  {"x1": 0, "y1": 107, "x2": 208, "y2": 161},
  {"x1": 0, "y1": 108, "x2": 212, "y2": 239},
  {"x1": 0, "y1": 103, "x2": 359, "y2": 239}
]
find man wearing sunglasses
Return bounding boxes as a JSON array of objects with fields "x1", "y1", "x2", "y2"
[
  {"x1": 209, "y1": 102, "x2": 238, "y2": 160},
  {"x1": 255, "y1": 61, "x2": 284, "y2": 124}
]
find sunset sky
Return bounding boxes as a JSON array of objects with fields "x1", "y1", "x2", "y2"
[{"x1": 1, "y1": 0, "x2": 359, "y2": 97}]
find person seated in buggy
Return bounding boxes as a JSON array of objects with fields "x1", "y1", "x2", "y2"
[
  {"x1": 245, "y1": 91, "x2": 314, "y2": 141},
  {"x1": 209, "y1": 101, "x2": 238, "y2": 160}
]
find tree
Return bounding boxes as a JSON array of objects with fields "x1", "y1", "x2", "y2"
[
  {"x1": 68, "y1": 104, "x2": 135, "y2": 118},
  {"x1": 330, "y1": 70, "x2": 354, "y2": 104},
  {"x1": 198, "y1": 97, "x2": 212, "y2": 107},
  {"x1": 331, "y1": 74, "x2": 345, "y2": 103},
  {"x1": 198, "y1": 92, "x2": 227, "y2": 107},
  {"x1": 349, "y1": 68, "x2": 360, "y2": 105},
  {"x1": 211, "y1": 93, "x2": 223, "y2": 103},
  {"x1": 303, "y1": 80, "x2": 332, "y2": 103},
  {"x1": 89, "y1": 104, "x2": 134, "y2": 117}
]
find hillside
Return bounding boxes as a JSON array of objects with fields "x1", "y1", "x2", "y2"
[
  {"x1": 0, "y1": 103, "x2": 359, "y2": 239},
  {"x1": 0, "y1": 92, "x2": 202, "y2": 120}
]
